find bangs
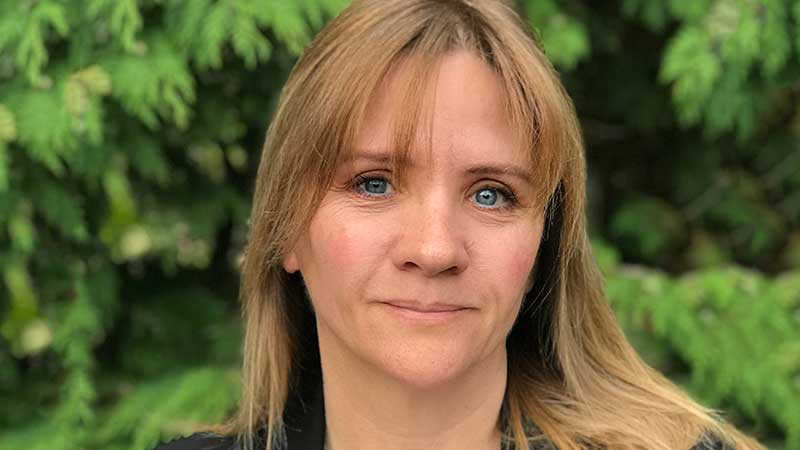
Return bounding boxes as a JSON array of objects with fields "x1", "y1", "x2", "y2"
[{"x1": 332, "y1": 10, "x2": 566, "y2": 216}]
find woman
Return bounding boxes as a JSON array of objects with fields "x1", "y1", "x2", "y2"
[{"x1": 155, "y1": 1, "x2": 766, "y2": 450}]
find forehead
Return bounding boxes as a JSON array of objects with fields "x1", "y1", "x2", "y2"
[{"x1": 352, "y1": 50, "x2": 529, "y2": 169}]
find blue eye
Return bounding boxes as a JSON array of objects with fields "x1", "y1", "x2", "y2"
[
  {"x1": 475, "y1": 188, "x2": 498, "y2": 206},
  {"x1": 473, "y1": 187, "x2": 516, "y2": 209},
  {"x1": 353, "y1": 175, "x2": 394, "y2": 196}
]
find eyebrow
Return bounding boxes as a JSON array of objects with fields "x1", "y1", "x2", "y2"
[
  {"x1": 346, "y1": 150, "x2": 534, "y2": 185},
  {"x1": 465, "y1": 165, "x2": 534, "y2": 184}
]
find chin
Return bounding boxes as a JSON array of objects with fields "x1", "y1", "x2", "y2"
[{"x1": 371, "y1": 344, "x2": 477, "y2": 390}]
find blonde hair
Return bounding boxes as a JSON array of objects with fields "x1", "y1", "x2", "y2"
[{"x1": 210, "y1": 1, "x2": 766, "y2": 449}]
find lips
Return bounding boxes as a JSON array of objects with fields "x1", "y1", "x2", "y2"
[
  {"x1": 381, "y1": 300, "x2": 473, "y2": 312},
  {"x1": 379, "y1": 300, "x2": 474, "y2": 325}
]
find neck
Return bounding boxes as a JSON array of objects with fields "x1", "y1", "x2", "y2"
[{"x1": 318, "y1": 325, "x2": 507, "y2": 450}]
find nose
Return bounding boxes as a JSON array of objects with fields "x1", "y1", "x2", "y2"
[{"x1": 391, "y1": 199, "x2": 470, "y2": 277}]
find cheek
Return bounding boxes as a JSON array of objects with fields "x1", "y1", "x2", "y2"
[
  {"x1": 502, "y1": 233, "x2": 541, "y2": 328},
  {"x1": 300, "y1": 212, "x2": 363, "y2": 328},
  {"x1": 493, "y1": 231, "x2": 541, "y2": 293},
  {"x1": 316, "y1": 221, "x2": 356, "y2": 266},
  {"x1": 305, "y1": 207, "x2": 389, "y2": 290},
  {"x1": 512, "y1": 243, "x2": 537, "y2": 281}
]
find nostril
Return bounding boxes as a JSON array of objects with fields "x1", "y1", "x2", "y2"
[
  {"x1": 391, "y1": 205, "x2": 470, "y2": 276},
  {"x1": 398, "y1": 244, "x2": 468, "y2": 277}
]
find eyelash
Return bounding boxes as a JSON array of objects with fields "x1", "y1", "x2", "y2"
[{"x1": 350, "y1": 174, "x2": 519, "y2": 211}]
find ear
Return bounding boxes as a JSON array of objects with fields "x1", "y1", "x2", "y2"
[{"x1": 282, "y1": 249, "x2": 300, "y2": 274}]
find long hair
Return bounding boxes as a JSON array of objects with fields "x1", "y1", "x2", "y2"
[{"x1": 210, "y1": 1, "x2": 766, "y2": 450}]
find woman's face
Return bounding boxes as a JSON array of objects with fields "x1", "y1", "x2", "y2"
[{"x1": 283, "y1": 50, "x2": 545, "y2": 388}]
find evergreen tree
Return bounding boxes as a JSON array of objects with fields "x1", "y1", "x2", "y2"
[{"x1": 0, "y1": 1, "x2": 797, "y2": 449}]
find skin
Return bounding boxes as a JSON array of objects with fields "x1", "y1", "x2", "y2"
[{"x1": 283, "y1": 50, "x2": 545, "y2": 450}]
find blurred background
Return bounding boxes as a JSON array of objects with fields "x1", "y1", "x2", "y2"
[{"x1": 0, "y1": 0, "x2": 798, "y2": 449}]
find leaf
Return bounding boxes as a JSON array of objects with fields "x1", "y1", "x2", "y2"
[
  {"x1": 103, "y1": 34, "x2": 196, "y2": 129},
  {"x1": 263, "y1": 1, "x2": 313, "y2": 55},
  {"x1": 14, "y1": 1, "x2": 69, "y2": 86},
  {"x1": 524, "y1": 0, "x2": 590, "y2": 70},
  {"x1": 97, "y1": 367, "x2": 239, "y2": 450},
  {"x1": 758, "y1": 0, "x2": 791, "y2": 77},
  {"x1": 29, "y1": 175, "x2": 89, "y2": 242},
  {"x1": 8, "y1": 86, "x2": 75, "y2": 175},
  {"x1": 231, "y1": 13, "x2": 272, "y2": 69},
  {"x1": 0, "y1": 421, "x2": 62, "y2": 450},
  {"x1": 621, "y1": 0, "x2": 670, "y2": 32},
  {"x1": 34, "y1": 1, "x2": 69, "y2": 37},
  {"x1": 0, "y1": 3, "x2": 24, "y2": 53},
  {"x1": 98, "y1": 166, "x2": 139, "y2": 254},
  {"x1": 0, "y1": 256, "x2": 39, "y2": 355},
  {"x1": 88, "y1": 0, "x2": 143, "y2": 52},
  {"x1": 162, "y1": 0, "x2": 213, "y2": 51},
  {"x1": 192, "y1": 1, "x2": 231, "y2": 69},
  {"x1": 660, "y1": 26, "x2": 721, "y2": 125},
  {"x1": 667, "y1": 0, "x2": 713, "y2": 22},
  {"x1": 7, "y1": 200, "x2": 35, "y2": 253}
]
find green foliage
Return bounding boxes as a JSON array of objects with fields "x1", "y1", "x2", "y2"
[
  {"x1": 520, "y1": 0, "x2": 590, "y2": 70},
  {"x1": 658, "y1": 0, "x2": 795, "y2": 140},
  {"x1": 560, "y1": 0, "x2": 800, "y2": 274},
  {"x1": 610, "y1": 195, "x2": 686, "y2": 264},
  {"x1": 605, "y1": 253, "x2": 800, "y2": 449},
  {"x1": 96, "y1": 367, "x2": 239, "y2": 450},
  {"x1": 0, "y1": 1, "x2": 347, "y2": 449},
  {"x1": 0, "y1": 1, "x2": 797, "y2": 450}
]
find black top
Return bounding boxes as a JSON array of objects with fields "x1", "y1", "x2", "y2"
[{"x1": 152, "y1": 376, "x2": 731, "y2": 450}]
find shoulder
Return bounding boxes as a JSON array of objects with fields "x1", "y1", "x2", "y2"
[{"x1": 151, "y1": 432, "x2": 238, "y2": 450}]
